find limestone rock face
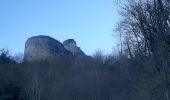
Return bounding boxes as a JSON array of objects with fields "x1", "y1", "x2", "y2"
[
  {"x1": 24, "y1": 35, "x2": 70, "y2": 62},
  {"x1": 63, "y1": 39, "x2": 85, "y2": 56}
]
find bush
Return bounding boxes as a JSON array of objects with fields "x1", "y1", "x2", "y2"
[{"x1": 0, "y1": 49, "x2": 15, "y2": 65}]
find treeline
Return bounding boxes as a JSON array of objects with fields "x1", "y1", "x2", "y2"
[
  {"x1": 0, "y1": 48, "x2": 127, "y2": 100},
  {"x1": 0, "y1": 44, "x2": 168, "y2": 100}
]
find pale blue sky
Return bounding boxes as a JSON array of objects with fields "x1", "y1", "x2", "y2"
[{"x1": 0, "y1": 0, "x2": 120, "y2": 55}]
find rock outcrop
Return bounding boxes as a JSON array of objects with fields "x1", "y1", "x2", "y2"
[
  {"x1": 24, "y1": 35, "x2": 71, "y2": 62},
  {"x1": 24, "y1": 35, "x2": 85, "y2": 62},
  {"x1": 63, "y1": 39, "x2": 85, "y2": 56}
]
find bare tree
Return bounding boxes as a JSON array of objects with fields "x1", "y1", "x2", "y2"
[
  {"x1": 116, "y1": 0, "x2": 170, "y2": 99},
  {"x1": 23, "y1": 71, "x2": 43, "y2": 100},
  {"x1": 14, "y1": 53, "x2": 23, "y2": 63},
  {"x1": 93, "y1": 50, "x2": 105, "y2": 64}
]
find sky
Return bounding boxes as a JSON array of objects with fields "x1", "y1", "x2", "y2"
[{"x1": 0, "y1": 0, "x2": 120, "y2": 55}]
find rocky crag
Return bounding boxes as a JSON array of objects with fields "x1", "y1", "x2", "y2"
[
  {"x1": 63, "y1": 39, "x2": 85, "y2": 56},
  {"x1": 24, "y1": 35, "x2": 85, "y2": 62}
]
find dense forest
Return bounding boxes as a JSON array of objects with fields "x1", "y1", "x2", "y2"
[{"x1": 0, "y1": 0, "x2": 170, "y2": 100}]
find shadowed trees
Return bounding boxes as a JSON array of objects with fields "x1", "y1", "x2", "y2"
[
  {"x1": 116, "y1": 0, "x2": 170, "y2": 100},
  {"x1": 0, "y1": 49, "x2": 15, "y2": 65},
  {"x1": 0, "y1": 48, "x2": 125, "y2": 100}
]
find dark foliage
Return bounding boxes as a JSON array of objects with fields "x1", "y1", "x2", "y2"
[
  {"x1": 0, "y1": 49, "x2": 16, "y2": 65},
  {"x1": 0, "y1": 46, "x2": 169, "y2": 100},
  {"x1": 0, "y1": 50, "x2": 126, "y2": 100}
]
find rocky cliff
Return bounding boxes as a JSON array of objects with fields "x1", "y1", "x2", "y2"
[
  {"x1": 63, "y1": 39, "x2": 85, "y2": 56},
  {"x1": 24, "y1": 35, "x2": 85, "y2": 62}
]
